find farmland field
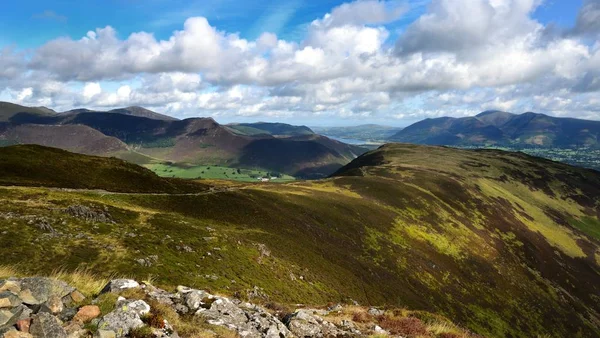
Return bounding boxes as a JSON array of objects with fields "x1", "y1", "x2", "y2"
[{"x1": 145, "y1": 163, "x2": 296, "y2": 182}]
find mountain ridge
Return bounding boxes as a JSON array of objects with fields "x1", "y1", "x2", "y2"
[
  {"x1": 389, "y1": 111, "x2": 600, "y2": 148},
  {"x1": 0, "y1": 102, "x2": 366, "y2": 178}
]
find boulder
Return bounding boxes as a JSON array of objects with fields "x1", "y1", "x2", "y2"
[
  {"x1": 18, "y1": 278, "x2": 74, "y2": 305},
  {"x1": 0, "y1": 292, "x2": 21, "y2": 309},
  {"x1": 367, "y1": 307, "x2": 385, "y2": 316},
  {"x1": 284, "y1": 309, "x2": 357, "y2": 337},
  {"x1": 101, "y1": 280, "x2": 139, "y2": 294},
  {"x1": 97, "y1": 301, "x2": 149, "y2": 337},
  {"x1": 284, "y1": 310, "x2": 322, "y2": 337},
  {"x1": 39, "y1": 295, "x2": 63, "y2": 314},
  {"x1": 0, "y1": 306, "x2": 27, "y2": 328},
  {"x1": 69, "y1": 291, "x2": 85, "y2": 304},
  {"x1": 183, "y1": 290, "x2": 212, "y2": 311},
  {"x1": 73, "y1": 305, "x2": 101, "y2": 323},
  {"x1": 29, "y1": 312, "x2": 67, "y2": 338},
  {"x1": 196, "y1": 296, "x2": 292, "y2": 338},
  {"x1": 2, "y1": 329, "x2": 33, "y2": 338},
  {"x1": 63, "y1": 321, "x2": 85, "y2": 338},
  {"x1": 64, "y1": 205, "x2": 112, "y2": 223},
  {"x1": 120, "y1": 300, "x2": 150, "y2": 316},
  {"x1": 0, "y1": 281, "x2": 20, "y2": 294},
  {"x1": 0, "y1": 309, "x2": 14, "y2": 327}
]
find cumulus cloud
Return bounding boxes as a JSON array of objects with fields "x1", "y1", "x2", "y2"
[
  {"x1": 572, "y1": 0, "x2": 600, "y2": 37},
  {"x1": 2, "y1": 0, "x2": 600, "y2": 122},
  {"x1": 318, "y1": 0, "x2": 408, "y2": 27}
]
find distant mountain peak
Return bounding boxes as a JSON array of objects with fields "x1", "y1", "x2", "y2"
[
  {"x1": 390, "y1": 111, "x2": 600, "y2": 148},
  {"x1": 476, "y1": 110, "x2": 512, "y2": 117}
]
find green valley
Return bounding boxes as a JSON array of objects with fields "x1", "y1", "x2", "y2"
[{"x1": 145, "y1": 162, "x2": 296, "y2": 182}]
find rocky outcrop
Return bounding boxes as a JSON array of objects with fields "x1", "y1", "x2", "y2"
[
  {"x1": 63, "y1": 205, "x2": 113, "y2": 224},
  {"x1": 0, "y1": 277, "x2": 372, "y2": 338}
]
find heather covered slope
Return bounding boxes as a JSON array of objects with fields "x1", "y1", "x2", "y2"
[
  {"x1": 0, "y1": 145, "x2": 207, "y2": 193},
  {"x1": 0, "y1": 144, "x2": 599, "y2": 337}
]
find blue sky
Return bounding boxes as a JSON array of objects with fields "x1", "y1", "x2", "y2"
[
  {"x1": 0, "y1": 0, "x2": 581, "y2": 47},
  {"x1": 0, "y1": 0, "x2": 599, "y2": 126}
]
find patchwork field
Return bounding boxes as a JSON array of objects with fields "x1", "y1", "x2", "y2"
[{"x1": 144, "y1": 163, "x2": 296, "y2": 182}]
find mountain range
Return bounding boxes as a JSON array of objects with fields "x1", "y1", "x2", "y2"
[
  {"x1": 0, "y1": 102, "x2": 365, "y2": 179},
  {"x1": 389, "y1": 110, "x2": 600, "y2": 148},
  {"x1": 0, "y1": 143, "x2": 598, "y2": 337},
  {"x1": 312, "y1": 124, "x2": 403, "y2": 142}
]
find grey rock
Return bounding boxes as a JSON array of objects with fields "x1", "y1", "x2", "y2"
[
  {"x1": 367, "y1": 307, "x2": 385, "y2": 316},
  {"x1": 101, "y1": 280, "x2": 139, "y2": 294},
  {"x1": 0, "y1": 280, "x2": 21, "y2": 294},
  {"x1": 29, "y1": 312, "x2": 67, "y2": 338},
  {"x1": 64, "y1": 205, "x2": 112, "y2": 223},
  {"x1": 18, "y1": 278, "x2": 74, "y2": 305},
  {"x1": 147, "y1": 289, "x2": 178, "y2": 306},
  {"x1": 284, "y1": 309, "x2": 357, "y2": 338},
  {"x1": 98, "y1": 307, "x2": 144, "y2": 337},
  {"x1": 35, "y1": 220, "x2": 56, "y2": 233},
  {"x1": 284, "y1": 310, "x2": 322, "y2": 337},
  {"x1": 173, "y1": 304, "x2": 189, "y2": 315},
  {"x1": 0, "y1": 292, "x2": 21, "y2": 308},
  {"x1": 58, "y1": 307, "x2": 78, "y2": 322},
  {"x1": 197, "y1": 296, "x2": 292, "y2": 338},
  {"x1": 0, "y1": 309, "x2": 14, "y2": 327},
  {"x1": 39, "y1": 295, "x2": 64, "y2": 314},
  {"x1": 184, "y1": 290, "x2": 212, "y2": 311},
  {"x1": 0, "y1": 305, "x2": 26, "y2": 327},
  {"x1": 121, "y1": 300, "x2": 150, "y2": 316}
]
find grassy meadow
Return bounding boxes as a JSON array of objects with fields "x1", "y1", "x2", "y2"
[{"x1": 144, "y1": 162, "x2": 296, "y2": 182}]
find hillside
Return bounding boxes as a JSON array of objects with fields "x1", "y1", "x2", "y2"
[
  {"x1": 2, "y1": 105, "x2": 365, "y2": 178},
  {"x1": 62, "y1": 106, "x2": 178, "y2": 121},
  {"x1": 0, "y1": 145, "x2": 207, "y2": 193},
  {"x1": 0, "y1": 144, "x2": 598, "y2": 337},
  {"x1": 0, "y1": 124, "x2": 129, "y2": 155},
  {"x1": 0, "y1": 101, "x2": 56, "y2": 122},
  {"x1": 389, "y1": 111, "x2": 600, "y2": 148},
  {"x1": 227, "y1": 122, "x2": 314, "y2": 136}
]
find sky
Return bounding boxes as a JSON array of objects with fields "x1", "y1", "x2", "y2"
[{"x1": 0, "y1": 0, "x2": 599, "y2": 126}]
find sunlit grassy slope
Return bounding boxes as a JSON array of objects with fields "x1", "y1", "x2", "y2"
[{"x1": 0, "y1": 143, "x2": 599, "y2": 337}]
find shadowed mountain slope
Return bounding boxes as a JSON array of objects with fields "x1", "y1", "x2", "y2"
[
  {"x1": 0, "y1": 101, "x2": 56, "y2": 122},
  {"x1": 0, "y1": 144, "x2": 598, "y2": 337},
  {"x1": 227, "y1": 122, "x2": 314, "y2": 136},
  {"x1": 0, "y1": 145, "x2": 207, "y2": 193},
  {"x1": 61, "y1": 106, "x2": 178, "y2": 121},
  {"x1": 2, "y1": 107, "x2": 365, "y2": 178}
]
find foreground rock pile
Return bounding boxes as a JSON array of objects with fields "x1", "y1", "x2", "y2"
[{"x1": 0, "y1": 277, "x2": 385, "y2": 338}]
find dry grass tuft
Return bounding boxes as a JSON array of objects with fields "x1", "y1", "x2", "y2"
[
  {"x1": 50, "y1": 267, "x2": 116, "y2": 297},
  {"x1": 0, "y1": 265, "x2": 20, "y2": 279},
  {"x1": 377, "y1": 316, "x2": 427, "y2": 337},
  {"x1": 352, "y1": 311, "x2": 373, "y2": 323}
]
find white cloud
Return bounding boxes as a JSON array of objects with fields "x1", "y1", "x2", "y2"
[
  {"x1": 1, "y1": 0, "x2": 600, "y2": 123},
  {"x1": 318, "y1": 0, "x2": 408, "y2": 27},
  {"x1": 83, "y1": 82, "x2": 102, "y2": 99}
]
